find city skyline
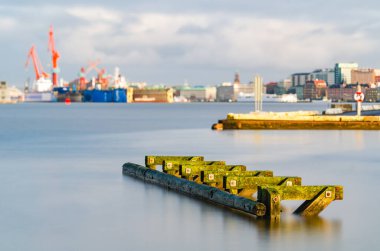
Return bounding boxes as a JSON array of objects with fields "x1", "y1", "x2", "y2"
[{"x1": 2, "y1": 1, "x2": 380, "y2": 87}]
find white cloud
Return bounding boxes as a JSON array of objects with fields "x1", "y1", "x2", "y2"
[
  {"x1": 57, "y1": 11, "x2": 376, "y2": 78},
  {"x1": 0, "y1": 17, "x2": 16, "y2": 31},
  {"x1": 2, "y1": 3, "x2": 378, "y2": 84},
  {"x1": 66, "y1": 6, "x2": 122, "y2": 23}
]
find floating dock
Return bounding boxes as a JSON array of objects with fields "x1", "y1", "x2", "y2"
[
  {"x1": 212, "y1": 111, "x2": 380, "y2": 130},
  {"x1": 123, "y1": 155, "x2": 343, "y2": 221}
]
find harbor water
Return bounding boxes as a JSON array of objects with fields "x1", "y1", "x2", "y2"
[{"x1": 0, "y1": 102, "x2": 379, "y2": 251}]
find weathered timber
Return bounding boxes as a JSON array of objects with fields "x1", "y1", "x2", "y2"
[
  {"x1": 145, "y1": 155, "x2": 204, "y2": 170},
  {"x1": 179, "y1": 164, "x2": 245, "y2": 182},
  {"x1": 123, "y1": 162, "x2": 266, "y2": 216},
  {"x1": 224, "y1": 176, "x2": 302, "y2": 199},
  {"x1": 163, "y1": 160, "x2": 226, "y2": 177},
  {"x1": 258, "y1": 185, "x2": 344, "y2": 221},
  {"x1": 201, "y1": 170, "x2": 274, "y2": 189}
]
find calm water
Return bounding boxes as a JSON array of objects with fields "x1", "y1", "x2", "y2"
[{"x1": 0, "y1": 102, "x2": 379, "y2": 251}]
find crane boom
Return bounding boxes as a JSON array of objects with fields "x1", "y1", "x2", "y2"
[{"x1": 25, "y1": 45, "x2": 48, "y2": 80}]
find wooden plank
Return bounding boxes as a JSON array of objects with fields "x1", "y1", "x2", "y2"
[
  {"x1": 179, "y1": 163, "x2": 229, "y2": 182},
  {"x1": 201, "y1": 170, "x2": 273, "y2": 189},
  {"x1": 145, "y1": 155, "x2": 204, "y2": 170},
  {"x1": 163, "y1": 160, "x2": 226, "y2": 177}
]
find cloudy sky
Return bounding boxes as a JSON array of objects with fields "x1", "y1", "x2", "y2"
[{"x1": 1, "y1": 0, "x2": 380, "y2": 87}]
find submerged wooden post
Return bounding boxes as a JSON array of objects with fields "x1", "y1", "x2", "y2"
[
  {"x1": 258, "y1": 185, "x2": 344, "y2": 221},
  {"x1": 201, "y1": 170, "x2": 273, "y2": 189},
  {"x1": 123, "y1": 162, "x2": 266, "y2": 217},
  {"x1": 163, "y1": 160, "x2": 226, "y2": 177},
  {"x1": 225, "y1": 176, "x2": 302, "y2": 199},
  {"x1": 145, "y1": 155, "x2": 204, "y2": 170}
]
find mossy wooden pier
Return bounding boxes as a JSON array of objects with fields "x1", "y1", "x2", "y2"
[{"x1": 123, "y1": 155, "x2": 343, "y2": 221}]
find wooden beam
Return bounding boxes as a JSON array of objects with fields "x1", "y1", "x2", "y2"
[
  {"x1": 123, "y1": 162, "x2": 266, "y2": 217},
  {"x1": 225, "y1": 176, "x2": 302, "y2": 198},
  {"x1": 145, "y1": 155, "x2": 204, "y2": 170},
  {"x1": 163, "y1": 160, "x2": 226, "y2": 177},
  {"x1": 179, "y1": 164, "x2": 242, "y2": 182},
  {"x1": 258, "y1": 185, "x2": 344, "y2": 220},
  {"x1": 201, "y1": 170, "x2": 273, "y2": 189}
]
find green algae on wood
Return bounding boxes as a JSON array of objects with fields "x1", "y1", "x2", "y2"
[
  {"x1": 225, "y1": 176, "x2": 302, "y2": 199},
  {"x1": 258, "y1": 185, "x2": 344, "y2": 221},
  {"x1": 179, "y1": 163, "x2": 238, "y2": 182},
  {"x1": 123, "y1": 162, "x2": 266, "y2": 216},
  {"x1": 163, "y1": 160, "x2": 226, "y2": 177},
  {"x1": 145, "y1": 155, "x2": 204, "y2": 170},
  {"x1": 201, "y1": 170, "x2": 273, "y2": 189}
]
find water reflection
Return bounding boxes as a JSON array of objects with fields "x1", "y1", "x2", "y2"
[
  {"x1": 130, "y1": 174, "x2": 341, "y2": 244},
  {"x1": 256, "y1": 216, "x2": 341, "y2": 238}
]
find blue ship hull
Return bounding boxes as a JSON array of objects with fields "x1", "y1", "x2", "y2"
[{"x1": 83, "y1": 89, "x2": 127, "y2": 103}]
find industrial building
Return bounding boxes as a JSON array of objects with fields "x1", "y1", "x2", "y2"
[
  {"x1": 132, "y1": 88, "x2": 174, "y2": 103},
  {"x1": 0, "y1": 81, "x2": 24, "y2": 104}
]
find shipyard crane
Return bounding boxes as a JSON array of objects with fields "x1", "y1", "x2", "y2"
[
  {"x1": 25, "y1": 45, "x2": 49, "y2": 81},
  {"x1": 87, "y1": 59, "x2": 110, "y2": 90},
  {"x1": 48, "y1": 25, "x2": 60, "y2": 86},
  {"x1": 77, "y1": 59, "x2": 100, "y2": 90}
]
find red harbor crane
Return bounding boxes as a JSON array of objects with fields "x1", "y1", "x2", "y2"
[
  {"x1": 48, "y1": 25, "x2": 60, "y2": 86},
  {"x1": 87, "y1": 60, "x2": 110, "y2": 90},
  {"x1": 25, "y1": 45, "x2": 49, "y2": 80}
]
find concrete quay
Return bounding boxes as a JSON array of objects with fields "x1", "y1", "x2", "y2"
[{"x1": 212, "y1": 111, "x2": 380, "y2": 130}]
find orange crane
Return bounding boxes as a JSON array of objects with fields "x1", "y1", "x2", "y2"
[
  {"x1": 87, "y1": 60, "x2": 110, "y2": 89},
  {"x1": 77, "y1": 59, "x2": 100, "y2": 90},
  {"x1": 48, "y1": 25, "x2": 60, "y2": 86},
  {"x1": 25, "y1": 45, "x2": 49, "y2": 80}
]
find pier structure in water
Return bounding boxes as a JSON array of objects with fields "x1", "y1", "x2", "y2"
[{"x1": 123, "y1": 155, "x2": 343, "y2": 221}]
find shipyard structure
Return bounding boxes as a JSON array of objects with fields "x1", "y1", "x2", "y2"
[{"x1": 15, "y1": 26, "x2": 380, "y2": 104}]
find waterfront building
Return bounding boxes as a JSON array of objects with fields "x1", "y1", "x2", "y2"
[
  {"x1": 295, "y1": 85, "x2": 304, "y2": 100},
  {"x1": 234, "y1": 83, "x2": 254, "y2": 100},
  {"x1": 132, "y1": 87, "x2": 173, "y2": 103},
  {"x1": 364, "y1": 88, "x2": 380, "y2": 102},
  {"x1": 232, "y1": 73, "x2": 254, "y2": 101},
  {"x1": 303, "y1": 80, "x2": 327, "y2": 100},
  {"x1": 334, "y1": 62, "x2": 358, "y2": 85},
  {"x1": 179, "y1": 85, "x2": 216, "y2": 102},
  {"x1": 278, "y1": 78, "x2": 292, "y2": 91},
  {"x1": 0, "y1": 81, "x2": 24, "y2": 103},
  {"x1": 309, "y1": 69, "x2": 335, "y2": 86},
  {"x1": 351, "y1": 68, "x2": 375, "y2": 85},
  {"x1": 291, "y1": 73, "x2": 311, "y2": 86},
  {"x1": 216, "y1": 83, "x2": 234, "y2": 102},
  {"x1": 326, "y1": 87, "x2": 359, "y2": 102},
  {"x1": 265, "y1": 82, "x2": 278, "y2": 94},
  {"x1": 274, "y1": 86, "x2": 286, "y2": 95}
]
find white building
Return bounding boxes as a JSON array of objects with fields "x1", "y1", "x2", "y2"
[
  {"x1": 0, "y1": 81, "x2": 24, "y2": 103},
  {"x1": 335, "y1": 62, "x2": 358, "y2": 85},
  {"x1": 180, "y1": 86, "x2": 216, "y2": 102}
]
